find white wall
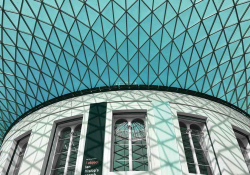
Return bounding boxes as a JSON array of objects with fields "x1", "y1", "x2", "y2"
[{"x1": 0, "y1": 90, "x2": 249, "y2": 175}]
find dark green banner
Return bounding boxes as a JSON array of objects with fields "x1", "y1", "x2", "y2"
[{"x1": 82, "y1": 102, "x2": 107, "y2": 175}]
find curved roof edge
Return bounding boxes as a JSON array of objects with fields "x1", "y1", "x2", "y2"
[{"x1": 2, "y1": 85, "x2": 249, "y2": 143}]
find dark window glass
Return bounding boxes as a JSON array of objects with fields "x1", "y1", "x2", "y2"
[
  {"x1": 179, "y1": 121, "x2": 212, "y2": 175},
  {"x1": 51, "y1": 125, "x2": 82, "y2": 175},
  {"x1": 234, "y1": 130, "x2": 250, "y2": 173},
  {"x1": 7, "y1": 134, "x2": 30, "y2": 175},
  {"x1": 13, "y1": 143, "x2": 28, "y2": 175},
  {"x1": 113, "y1": 118, "x2": 148, "y2": 171},
  {"x1": 179, "y1": 122, "x2": 196, "y2": 174},
  {"x1": 113, "y1": 119, "x2": 129, "y2": 171},
  {"x1": 52, "y1": 127, "x2": 71, "y2": 174},
  {"x1": 132, "y1": 119, "x2": 148, "y2": 171}
]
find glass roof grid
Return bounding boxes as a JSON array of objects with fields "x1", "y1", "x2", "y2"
[{"x1": 0, "y1": 0, "x2": 250, "y2": 145}]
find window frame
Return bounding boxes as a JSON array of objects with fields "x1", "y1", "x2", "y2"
[
  {"x1": 111, "y1": 112, "x2": 149, "y2": 172},
  {"x1": 233, "y1": 128, "x2": 250, "y2": 173},
  {"x1": 41, "y1": 115, "x2": 84, "y2": 175},
  {"x1": 50, "y1": 122, "x2": 82, "y2": 175},
  {"x1": 178, "y1": 115, "x2": 215, "y2": 175},
  {"x1": 6, "y1": 131, "x2": 31, "y2": 175}
]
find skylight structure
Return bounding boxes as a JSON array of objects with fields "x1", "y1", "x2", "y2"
[{"x1": 0, "y1": 0, "x2": 250, "y2": 145}]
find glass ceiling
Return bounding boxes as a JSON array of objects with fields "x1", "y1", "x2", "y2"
[{"x1": 0, "y1": 0, "x2": 250, "y2": 144}]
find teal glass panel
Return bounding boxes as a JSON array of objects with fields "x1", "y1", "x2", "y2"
[
  {"x1": 132, "y1": 119, "x2": 148, "y2": 171},
  {"x1": 113, "y1": 119, "x2": 129, "y2": 171},
  {"x1": 132, "y1": 160, "x2": 148, "y2": 171},
  {"x1": 113, "y1": 160, "x2": 129, "y2": 172}
]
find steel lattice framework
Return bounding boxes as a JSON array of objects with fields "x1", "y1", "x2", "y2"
[{"x1": 0, "y1": 0, "x2": 250, "y2": 144}]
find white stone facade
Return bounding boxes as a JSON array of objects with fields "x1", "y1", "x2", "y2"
[{"x1": 0, "y1": 90, "x2": 249, "y2": 175}]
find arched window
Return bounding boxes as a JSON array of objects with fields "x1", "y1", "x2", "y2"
[
  {"x1": 112, "y1": 117, "x2": 148, "y2": 172},
  {"x1": 179, "y1": 117, "x2": 213, "y2": 175},
  {"x1": 51, "y1": 124, "x2": 82, "y2": 175},
  {"x1": 6, "y1": 133, "x2": 30, "y2": 175},
  {"x1": 13, "y1": 143, "x2": 28, "y2": 175},
  {"x1": 234, "y1": 129, "x2": 250, "y2": 172}
]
